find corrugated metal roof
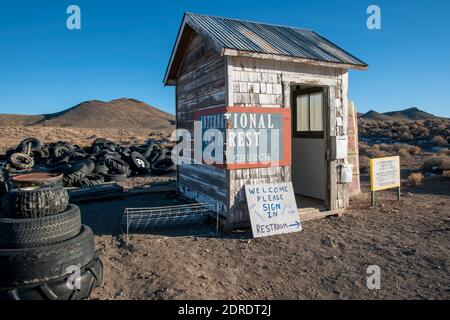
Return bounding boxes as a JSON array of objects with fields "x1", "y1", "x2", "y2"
[
  {"x1": 164, "y1": 13, "x2": 367, "y2": 84},
  {"x1": 187, "y1": 13, "x2": 367, "y2": 67}
]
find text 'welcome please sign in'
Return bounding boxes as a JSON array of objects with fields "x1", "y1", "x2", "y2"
[{"x1": 245, "y1": 182, "x2": 302, "y2": 238}]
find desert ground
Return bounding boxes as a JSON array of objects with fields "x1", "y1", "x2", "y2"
[
  {"x1": 1, "y1": 124, "x2": 449, "y2": 300},
  {"x1": 84, "y1": 178, "x2": 449, "y2": 300}
]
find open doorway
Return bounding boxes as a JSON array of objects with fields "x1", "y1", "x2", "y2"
[{"x1": 291, "y1": 85, "x2": 328, "y2": 211}]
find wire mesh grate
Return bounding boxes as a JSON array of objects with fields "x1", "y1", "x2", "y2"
[{"x1": 122, "y1": 203, "x2": 218, "y2": 243}]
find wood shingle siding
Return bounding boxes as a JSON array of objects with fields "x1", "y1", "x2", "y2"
[{"x1": 175, "y1": 33, "x2": 229, "y2": 214}]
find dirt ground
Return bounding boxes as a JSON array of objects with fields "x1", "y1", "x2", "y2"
[
  {"x1": 81, "y1": 175, "x2": 449, "y2": 300},
  {"x1": 0, "y1": 126, "x2": 170, "y2": 155},
  {"x1": 1, "y1": 127, "x2": 448, "y2": 300}
]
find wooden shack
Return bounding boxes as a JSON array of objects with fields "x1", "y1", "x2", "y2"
[{"x1": 164, "y1": 13, "x2": 367, "y2": 228}]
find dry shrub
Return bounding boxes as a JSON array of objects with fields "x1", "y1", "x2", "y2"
[
  {"x1": 396, "y1": 144, "x2": 422, "y2": 155},
  {"x1": 359, "y1": 142, "x2": 422, "y2": 163},
  {"x1": 368, "y1": 150, "x2": 389, "y2": 158},
  {"x1": 400, "y1": 132, "x2": 414, "y2": 141},
  {"x1": 359, "y1": 155, "x2": 370, "y2": 174},
  {"x1": 432, "y1": 135, "x2": 448, "y2": 146},
  {"x1": 422, "y1": 155, "x2": 450, "y2": 172},
  {"x1": 438, "y1": 148, "x2": 450, "y2": 156},
  {"x1": 359, "y1": 144, "x2": 388, "y2": 159},
  {"x1": 398, "y1": 149, "x2": 412, "y2": 160},
  {"x1": 407, "y1": 172, "x2": 424, "y2": 185},
  {"x1": 359, "y1": 118, "x2": 449, "y2": 147},
  {"x1": 443, "y1": 170, "x2": 450, "y2": 178}
]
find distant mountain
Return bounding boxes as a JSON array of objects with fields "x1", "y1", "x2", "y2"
[
  {"x1": 361, "y1": 107, "x2": 440, "y2": 121},
  {"x1": 0, "y1": 98, "x2": 175, "y2": 129},
  {"x1": 0, "y1": 114, "x2": 44, "y2": 126},
  {"x1": 384, "y1": 107, "x2": 436, "y2": 120},
  {"x1": 361, "y1": 110, "x2": 392, "y2": 121}
]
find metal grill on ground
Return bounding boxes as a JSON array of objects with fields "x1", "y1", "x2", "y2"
[{"x1": 122, "y1": 203, "x2": 219, "y2": 243}]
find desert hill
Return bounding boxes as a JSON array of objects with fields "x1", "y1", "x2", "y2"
[
  {"x1": 384, "y1": 107, "x2": 436, "y2": 120},
  {"x1": 361, "y1": 110, "x2": 392, "y2": 121},
  {"x1": 0, "y1": 114, "x2": 44, "y2": 126},
  {"x1": 362, "y1": 107, "x2": 439, "y2": 121},
  {"x1": 0, "y1": 98, "x2": 175, "y2": 129}
]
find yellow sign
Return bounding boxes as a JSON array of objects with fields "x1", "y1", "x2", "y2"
[{"x1": 370, "y1": 156, "x2": 401, "y2": 191}]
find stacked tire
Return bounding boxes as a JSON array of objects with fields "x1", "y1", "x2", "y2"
[{"x1": 0, "y1": 183, "x2": 102, "y2": 300}]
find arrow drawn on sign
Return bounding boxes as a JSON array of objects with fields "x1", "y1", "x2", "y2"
[{"x1": 289, "y1": 221, "x2": 301, "y2": 229}]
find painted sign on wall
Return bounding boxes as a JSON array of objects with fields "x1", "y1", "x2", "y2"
[
  {"x1": 370, "y1": 156, "x2": 401, "y2": 191},
  {"x1": 195, "y1": 106, "x2": 291, "y2": 169},
  {"x1": 245, "y1": 182, "x2": 301, "y2": 238}
]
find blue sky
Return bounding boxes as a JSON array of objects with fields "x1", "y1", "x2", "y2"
[{"x1": 0, "y1": 0, "x2": 449, "y2": 117}]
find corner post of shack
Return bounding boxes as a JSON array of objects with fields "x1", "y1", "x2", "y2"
[{"x1": 164, "y1": 13, "x2": 368, "y2": 229}]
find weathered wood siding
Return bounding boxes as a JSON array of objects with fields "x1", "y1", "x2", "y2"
[
  {"x1": 176, "y1": 33, "x2": 228, "y2": 214},
  {"x1": 226, "y1": 56, "x2": 350, "y2": 225}
]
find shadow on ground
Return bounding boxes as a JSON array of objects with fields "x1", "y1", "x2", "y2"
[{"x1": 76, "y1": 192, "x2": 246, "y2": 239}]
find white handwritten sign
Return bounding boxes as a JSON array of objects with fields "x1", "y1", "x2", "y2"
[
  {"x1": 370, "y1": 156, "x2": 401, "y2": 191},
  {"x1": 245, "y1": 182, "x2": 302, "y2": 238}
]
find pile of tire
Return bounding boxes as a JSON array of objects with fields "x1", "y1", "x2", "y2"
[
  {"x1": 0, "y1": 163, "x2": 10, "y2": 200},
  {"x1": 1, "y1": 137, "x2": 176, "y2": 187},
  {"x1": 0, "y1": 181, "x2": 102, "y2": 300}
]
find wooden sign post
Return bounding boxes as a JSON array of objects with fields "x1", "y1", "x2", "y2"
[{"x1": 369, "y1": 156, "x2": 401, "y2": 206}]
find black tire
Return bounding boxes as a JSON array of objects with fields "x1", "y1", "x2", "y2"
[
  {"x1": 147, "y1": 148, "x2": 161, "y2": 164},
  {"x1": 52, "y1": 145, "x2": 71, "y2": 158},
  {"x1": 142, "y1": 144, "x2": 155, "y2": 158},
  {"x1": 93, "y1": 138, "x2": 109, "y2": 145},
  {"x1": 82, "y1": 159, "x2": 95, "y2": 174},
  {"x1": 104, "y1": 156, "x2": 129, "y2": 174},
  {"x1": 97, "y1": 150, "x2": 121, "y2": 160},
  {"x1": 0, "y1": 256, "x2": 102, "y2": 300},
  {"x1": 62, "y1": 161, "x2": 91, "y2": 186},
  {"x1": 0, "y1": 181, "x2": 9, "y2": 200},
  {"x1": 68, "y1": 152, "x2": 86, "y2": 162},
  {"x1": 129, "y1": 151, "x2": 150, "y2": 173},
  {"x1": 47, "y1": 154, "x2": 70, "y2": 167},
  {"x1": 75, "y1": 175, "x2": 105, "y2": 188},
  {"x1": 104, "y1": 173, "x2": 128, "y2": 182},
  {"x1": 151, "y1": 158, "x2": 176, "y2": 175},
  {"x1": 94, "y1": 162, "x2": 109, "y2": 175},
  {"x1": 29, "y1": 149, "x2": 45, "y2": 163},
  {"x1": 154, "y1": 148, "x2": 172, "y2": 163},
  {"x1": 0, "y1": 204, "x2": 81, "y2": 248},
  {"x1": 118, "y1": 147, "x2": 131, "y2": 158},
  {"x1": 0, "y1": 225, "x2": 95, "y2": 287},
  {"x1": 8, "y1": 153, "x2": 34, "y2": 170},
  {"x1": 48, "y1": 162, "x2": 72, "y2": 173},
  {"x1": 103, "y1": 142, "x2": 118, "y2": 152},
  {"x1": 90, "y1": 145, "x2": 102, "y2": 154},
  {"x1": 16, "y1": 138, "x2": 43, "y2": 154},
  {"x1": 2, "y1": 184, "x2": 69, "y2": 218},
  {"x1": 41, "y1": 145, "x2": 50, "y2": 158}
]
